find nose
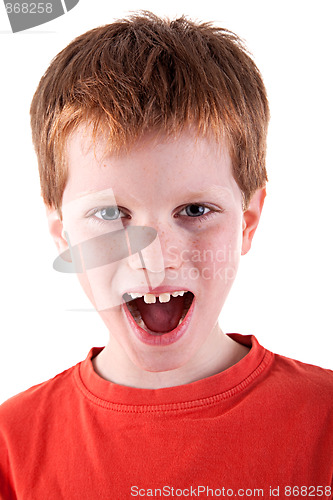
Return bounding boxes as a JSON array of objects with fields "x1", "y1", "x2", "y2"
[{"x1": 127, "y1": 224, "x2": 183, "y2": 273}]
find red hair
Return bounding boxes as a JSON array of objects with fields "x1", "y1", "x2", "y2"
[{"x1": 30, "y1": 11, "x2": 269, "y2": 211}]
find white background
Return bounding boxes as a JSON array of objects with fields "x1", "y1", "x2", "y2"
[{"x1": 0, "y1": 0, "x2": 332, "y2": 403}]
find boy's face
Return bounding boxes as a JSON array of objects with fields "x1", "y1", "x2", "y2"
[{"x1": 52, "y1": 128, "x2": 264, "y2": 373}]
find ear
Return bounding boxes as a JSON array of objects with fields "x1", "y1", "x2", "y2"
[
  {"x1": 241, "y1": 187, "x2": 266, "y2": 255},
  {"x1": 46, "y1": 207, "x2": 69, "y2": 255}
]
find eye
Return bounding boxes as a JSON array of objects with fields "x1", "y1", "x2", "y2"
[
  {"x1": 93, "y1": 206, "x2": 127, "y2": 221},
  {"x1": 178, "y1": 204, "x2": 210, "y2": 217}
]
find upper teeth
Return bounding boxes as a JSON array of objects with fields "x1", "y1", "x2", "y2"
[{"x1": 128, "y1": 291, "x2": 186, "y2": 304}]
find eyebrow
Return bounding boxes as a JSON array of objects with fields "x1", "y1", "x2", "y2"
[
  {"x1": 182, "y1": 186, "x2": 234, "y2": 203},
  {"x1": 76, "y1": 191, "x2": 116, "y2": 202},
  {"x1": 73, "y1": 185, "x2": 233, "y2": 206}
]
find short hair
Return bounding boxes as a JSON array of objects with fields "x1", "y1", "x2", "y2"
[{"x1": 30, "y1": 11, "x2": 269, "y2": 212}]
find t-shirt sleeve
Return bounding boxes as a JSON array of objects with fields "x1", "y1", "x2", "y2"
[{"x1": 0, "y1": 423, "x2": 17, "y2": 500}]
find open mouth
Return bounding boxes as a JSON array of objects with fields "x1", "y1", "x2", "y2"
[{"x1": 122, "y1": 291, "x2": 194, "y2": 336}]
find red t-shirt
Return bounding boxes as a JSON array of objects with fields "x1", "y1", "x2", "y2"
[{"x1": 0, "y1": 335, "x2": 332, "y2": 499}]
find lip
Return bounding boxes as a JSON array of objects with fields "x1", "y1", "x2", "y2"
[
  {"x1": 122, "y1": 293, "x2": 195, "y2": 346},
  {"x1": 123, "y1": 286, "x2": 193, "y2": 295}
]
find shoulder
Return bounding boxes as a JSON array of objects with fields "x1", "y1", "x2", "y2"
[
  {"x1": 0, "y1": 363, "x2": 78, "y2": 433},
  {"x1": 268, "y1": 351, "x2": 333, "y2": 411},
  {"x1": 272, "y1": 351, "x2": 333, "y2": 386}
]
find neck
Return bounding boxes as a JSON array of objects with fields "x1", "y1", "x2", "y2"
[{"x1": 92, "y1": 327, "x2": 250, "y2": 390}]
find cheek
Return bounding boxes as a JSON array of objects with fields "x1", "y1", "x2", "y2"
[
  {"x1": 185, "y1": 226, "x2": 242, "y2": 290},
  {"x1": 63, "y1": 222, "x2": 133, "y2": 310},
  {"x1": 76, "y1": 272, "x2": 96, "y2": 307},
  {"x1": 85, "y1": 267, "x2": 117, "y2": 310},
  {"x1": 76, "y1": 262, "x2": 122, "y2": 311}
]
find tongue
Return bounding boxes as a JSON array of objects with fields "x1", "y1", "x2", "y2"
[{"x1": 135, "y1": 295, "x2": 185, "y2": 333}]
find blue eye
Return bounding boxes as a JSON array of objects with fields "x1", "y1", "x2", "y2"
[
  {"x1": 94, "y1": 207, "x2": 124, "y2": 221},
  {"x1": 179, "y1": 204, "x2": 210, "y2": 217}
]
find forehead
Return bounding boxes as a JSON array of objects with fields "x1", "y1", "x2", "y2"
[{"x1": 62, "y1": 126, "x2": 242, "y2": 208}]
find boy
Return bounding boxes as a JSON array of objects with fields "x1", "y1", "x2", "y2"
[{"x1": 0, "y1": 11, "x2": 332, "y2": 499}]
